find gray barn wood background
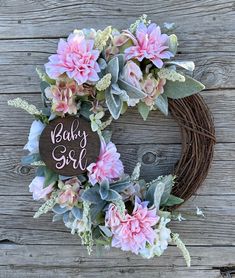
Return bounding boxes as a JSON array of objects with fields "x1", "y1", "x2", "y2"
[{"x1": 0, "y1": 1, "x2": 235, "y2": 277}]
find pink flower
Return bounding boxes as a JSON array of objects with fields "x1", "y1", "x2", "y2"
[
  {"x1": 124, "y1": 23, "x2": 173, "y2": 68},
  {"x1": 141, "y1": 75, "x2": 166, "y2": 106},
  {"x1": 87, "y1": 139, "x2": 124, "y2": 185},
  {"x1": 45, "y1": 79, "x2": 87, "y2": 116},
  {"x1": 106, "y1": 197, "x2": 159, "y2": 254},
  {"x1": 121, "y1": 61, "x2": 143, "y2": 90},
  {"x1": 45, "y1": 33, "x2": 100, "y2": 85},
  {"x1": 58, "y1": 177, "x2": 83, "y2": 208},
  {"x1": 29, "y1": 176, "x2": 53, "y2": 201}
]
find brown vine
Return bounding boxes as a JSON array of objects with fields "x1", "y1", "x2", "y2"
[{"x1": 169, "y1": 94, "x2": 216, "y2": 203}]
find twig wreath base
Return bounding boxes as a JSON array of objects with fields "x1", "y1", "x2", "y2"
[
  {"x1": 170, "y1": 94, "x2": 215, "y2": 202},
  {"x1": 7, "y1": 15, "x2": 215, "y2": 266}
]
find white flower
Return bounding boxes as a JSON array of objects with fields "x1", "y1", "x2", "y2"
[
  {"x1": 139, "y1": 217, "x2": 171, "y2": 258},
  {"x1": 196, "y1": 207, "x2": 205, "y2": 217},
  {"x1": 176, "y1": 213, "x2": 186, "y2": 222},
  {"x1": 127, "y1": 98, "x2": 140, "y2": 107},
  {"x1": 24, "y1": 120, "x2": 45, "y2": 154},
  {"x1": 29, "y1": 176, "x2": 53, "y2": 200}
]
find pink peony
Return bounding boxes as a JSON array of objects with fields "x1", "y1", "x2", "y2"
[
  {"x1": 29, "y1": 176, "x2": 53, "y2": 201},
  {"x1": 106, "y1": 197, "x2": 159, "y2": 254},
  {"x1": 45, "y1": 33, "x2": 100, "y2": 85},
  {"x1": 124, "y1": 23, "x2": 173, "y2": 68},
  {"x1": 87, "y1": 139, "x2": 124, "y2": 185},
  {"x1": 121, "y1": 61, "x2": 143, "y2": 90}
]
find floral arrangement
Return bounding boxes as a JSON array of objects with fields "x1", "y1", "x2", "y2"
[{"x1": 8, "y1": 15, "x2": 206, "y2": 267}]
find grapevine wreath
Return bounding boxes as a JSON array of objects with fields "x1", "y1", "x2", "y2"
[{"x1": 8, "y1": 15, "x2": 215, "y2": 266}]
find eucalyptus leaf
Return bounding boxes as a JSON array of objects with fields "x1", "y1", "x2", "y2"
[
  {"x1": 165, "y1": 61, "x2": 195, "y2": 71},
  {"x1": 21, "y1": 153, "x2": 41, "y2": 165},
  {"x1": 44, "y1": 167, "x2": 58, "y2": 187},
  {"x1": 36, "y1": 166, "x2": 45, "y2": 177},
  {"x1": 164, "y1": 75, "x2": 205, "y2": 99},
  {"x1": 155, "y1": 94, "x2": 168, "y2": 116},
  {"x1": 118, "y1": 79, "x2": 146, "y2": 99},
  {"x1": 138, "y1": 101, "x2": 150, "y2": 121},
  {"x1": 52, "y1": 214, "x2": 63, "y2": 222}
]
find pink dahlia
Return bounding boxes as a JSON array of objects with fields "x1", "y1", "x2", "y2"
[
  {"x1": 124, "y1": 23, "x2": 173, "y2": 68},
  {"x1": 106, "y1": 197, "x2": 159, "y2": 254},
  {"x1": 45, "y1": 33, "x2": 100, "y2": 85},
  {"x1": 87, "y1": 139, "x2": 124, "y2": 185}
]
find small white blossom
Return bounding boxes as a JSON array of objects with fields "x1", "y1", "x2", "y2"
[
  {"x1": 196, "y1": 207, "x2": 205, "y2": 217},
  {"x1": 139, "y1": 218, "x2": 171, "y2": 258}
]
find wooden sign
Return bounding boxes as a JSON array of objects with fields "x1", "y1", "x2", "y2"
[{"x1": 39, "y1": 116, "x2": 100, "y2": 176}]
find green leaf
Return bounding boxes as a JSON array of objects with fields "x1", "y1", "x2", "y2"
[
  {"x1": 80, "y1": 102, "x2": 93, "y2": 119},
  {"x1": 155, "y1": 94, "x2": 168, "y2": 116},
  {"x1": 105, "y1": 88, "x2": 123, "y2": 119},
  {"x1": 165, "y1": 61, "x2": 195, "y2": 71},
  {"x1": 43, "y1": 167, "x2": 58, "y2": 187},
  {"x1": 81, "y1": 185, "x2": 102, "y2": 204},
  {"x1": 168, "y1": 34, "x2": 178, "y2": 55},
  {"x1": 21, "y1": 153, "x2": 41, "y2": 165},
  {"x1": 164, "y1": 194, "x2": 184, "y2": 206},
  {"x1": 146, "y1": 180, "x2": 165, "y2": 210},
  {"x1": 99, "y1": 180, "x2": 110, "y2": 200},
  {"x1": 159, "y1": 175, "x2": 175, "y2": 205},
  {"x1": 106, "y1": 56, "x2": 119, "y2": 83},
  {"x1": 99, "y1": 225, "x2": 112, "y2": 237},
  {"x1": 138, "y1": 101, "x2": 150, "y2": 121},
  {"x1": 164, "y1": 75, "x2": 205, "y2": 99},
  {"x1": 118, "y1": 79, "x2": 146, "y2": 99}
]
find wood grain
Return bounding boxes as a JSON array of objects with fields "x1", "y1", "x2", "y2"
[{"x1": 0, "y1": 0, "x2": 235, "y2": 277}]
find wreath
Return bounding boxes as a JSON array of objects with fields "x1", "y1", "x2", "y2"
[{"x1": 8, "y1": 15, "x2": 215, "y2": 266}]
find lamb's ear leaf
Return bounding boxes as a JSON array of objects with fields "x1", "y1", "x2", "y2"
[
  {"x1": 138, "y1": 101, "x2": 150, "y2": 121},
  {"x1": 105, "y1": 88, "x2": 123, "y2": 119},
  {"x1": 146, "y1": 180, "x2": 165, "y2": 211},
  {"x1": 118, "y1": 79, "x2": 146, "y2": 99},
  {"x1": 71, "y1": 207, "x2": 83, "y2": 219},
  {"x1": 164, "y1": 75, "x2": 205, "y2": 99},
  {"x1": 99, "y1": 180, "x2": 110, "y2": 200},
  {"x1": 110, "y1": 175, "x2": 131, "y2": 192},
  {"x1": 81, "y1": 185, "x2": 102, "y2": 204},
  {"x1": 105, "y1": 189, "x2": 122, "y2": 201},
  {"x1": 164, "y1": 194, "x2": 184, "y2": 206},
  {"x1": 116, "y1": 54, "x2": 125, "y2": 70},
  {"x1": 165, "y1": 61, "x2": 195, "y2": 71},
  {"x1": 168, "y1": 34, "x2": 178, "y2": 55},
  {"x1": 106, "y1": 56, "x2": 119, "y2": 83},
  {"x1": 159, "y1": 175, "x2": 175, "y2": 205},
  {"x1": 52, "y1": 204, "x2": 68, "y2": 215},
  {"x1": 99, "y1": 225, "x2": 113, "y2": 237},
  {"x1": 80, "y1": 101, "x2": 93, "y2": 120},
  {"x1": 155, "y1": 94, "x2": 168, "y2": 116},
  {"x1": 90, "y1": 201, "x2": 106, "y2": 221}
]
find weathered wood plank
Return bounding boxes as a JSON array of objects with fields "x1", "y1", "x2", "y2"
[
  {"x1": 2, "y1": 90, "x2": 235, "y2": 144},
  {"x1": 0, "y1": 144, "x2": 234, "y2": 196},
  {"x1": 0, "y1": 244, "x2": 234, "y2": 278},
  {"x1": 0, "y1": 195, "x2": 235, "y2": 245},
  {"x1": 0, "y1": 0, "x2": 234, "y2": 39}
]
